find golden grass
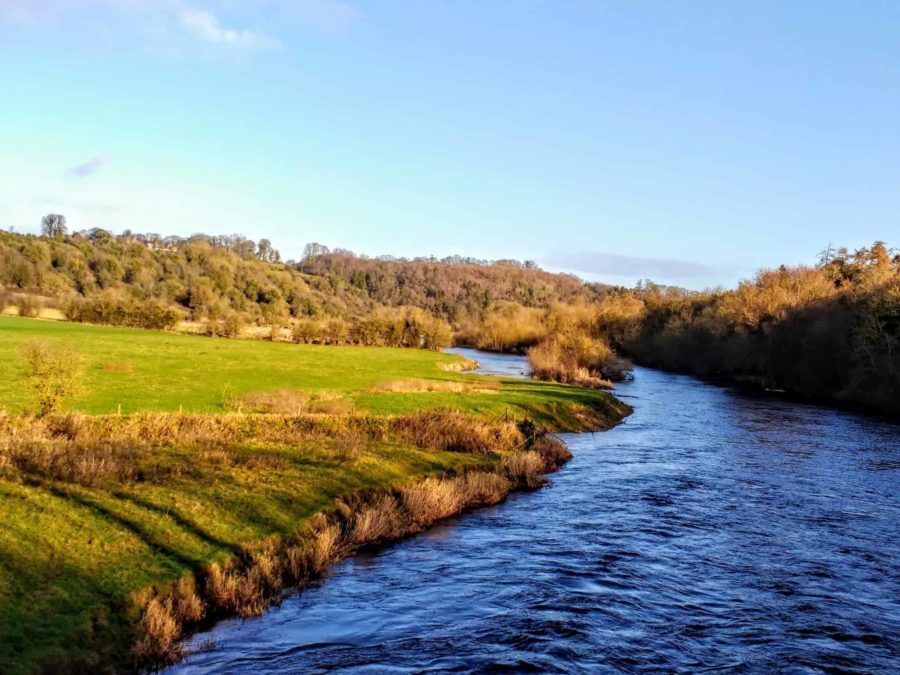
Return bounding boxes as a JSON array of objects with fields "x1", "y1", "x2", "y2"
[
  {"x1": 0, "y1": 410, "x2": 529, "y2": 487},
  {"x1": 437, "y1": 358, "x2": 479, "y2": 372},
  {"x1": 224, "y1": 389, "x2": 354, "y2": 415},
  {"x1": 370, "y1": 378, "x2": 499, "y2": 394}
]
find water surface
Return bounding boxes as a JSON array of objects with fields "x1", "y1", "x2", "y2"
[
  {"x1": 445, "y1": 346, "x2": 531, "y2": 379},
  {"x1": 171, "y1": 358, "x2": 900, "y2": 673}
]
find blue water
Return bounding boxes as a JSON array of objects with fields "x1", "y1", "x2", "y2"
[
  {"x1": 169, "y1": 358, "x2": 900, "y2": 674},
  {"x1": 445, "y1": 346, "x2": 532, "y2": 379}
]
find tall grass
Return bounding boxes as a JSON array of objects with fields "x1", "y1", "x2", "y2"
[{"x1": 0, "y1": 410, "x2": 530, "y2": 487}]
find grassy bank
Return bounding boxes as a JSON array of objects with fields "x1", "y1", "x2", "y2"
[{"x1": 0, "y1": 317, "x2": 630, "y2": 673}]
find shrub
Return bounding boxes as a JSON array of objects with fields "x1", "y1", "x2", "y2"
[
  {"x1": 527, "y1": 335, "x2": 624, "y2": 388},
  {"x1": 16, "y1": 295, "x2": 41, "y2": 318},
  {"x1": 458, "y1": 303, "x2": 547, "y2": 352},
  {"x1": 292, "y1": 318, "x2": 325, "y2": 344},
  {"x1": 19, "y1": 340, "x2": 86, "y2": 416},
  {"x1": 64, "y1": 292, "x2": 182, "y2": 330}
]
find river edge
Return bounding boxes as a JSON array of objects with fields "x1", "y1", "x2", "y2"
[{"x1": 136, "y1": 403, "x2": 632, "y2": 673}]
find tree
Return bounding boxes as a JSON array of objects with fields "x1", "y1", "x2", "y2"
[
  {"x1": 19, "y1": 340, "x2": 86, "y2": 416},
  {"x1": 41, "y1": 214, "x2": 67, "y2": 238},
  {"x1": 256, "y1": 239, "x2": 281, "y2": 263},
  {"x1": 303, "y1": 242, "x2": 330, "y2": 260}
]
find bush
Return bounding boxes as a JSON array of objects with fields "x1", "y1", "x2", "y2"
[
  {"x1": 19, "y1": 340, "x2": 86, "y2": 416},
  {"x1": 527, "y1": 335, "x2": 625, "y2": 388},
  {"x1": 16, "y1": 295, "x2": 41, "y2": 318},
  {"x1": 64, "y1": 293, "x2": 182, "y2": 330},
  {"x1": 292, "y1": 318, "x2": 325, "y2": 344},
  {"x1": 458, "y1": 303, "x2": 547, "y2": 352}
]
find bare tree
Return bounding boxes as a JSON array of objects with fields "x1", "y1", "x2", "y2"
[
  {"x1": 303, "y1": 242, "x2": 330, "y2": 260},
  {"x1": 40, "y1": 214, "x2": 67, "y2": 238}
]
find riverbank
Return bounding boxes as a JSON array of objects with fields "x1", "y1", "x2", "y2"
[
  {"x1": 171, "y1": 364, "x2": 900, "y2": 673},
  {"x1": 0, "y1": 318, "x2": 630, "y2": 673}
]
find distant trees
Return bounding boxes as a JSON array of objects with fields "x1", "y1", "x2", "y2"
[
  {"x1": 40, "y1": 214, "x2": 67, "y2": 239},
  {"x1": 291, "y1": 307, "x2": 452, "y2": 349},
  {"x1": 302, "y1": 242, "x2": 330, "y2": 260},
  {"x1": 602, "y1": 243, "x2": 900, "y2": 414}
]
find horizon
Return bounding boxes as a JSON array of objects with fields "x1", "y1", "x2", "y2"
[{"x1": 2, "y1": 1, "x2": 898, "y2": 288}]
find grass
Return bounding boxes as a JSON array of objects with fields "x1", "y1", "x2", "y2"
[
  {"x1": 0, "y1": 316, "x2": 630, "y2": 672},
  {"x1": 0, "y1": 316, "x2": 619, "y2": 427}
]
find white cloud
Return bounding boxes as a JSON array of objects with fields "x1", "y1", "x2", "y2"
[{"x1": 179, "y1": 7, "x2": 279, "y2": 49}]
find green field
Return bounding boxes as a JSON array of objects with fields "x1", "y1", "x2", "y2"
[
  {"x1": 0, "y1": 317, "x2": 627, "y2": 672},
  {"x1": 0, "y1": 316, "x2": 611, "y2": 427}
]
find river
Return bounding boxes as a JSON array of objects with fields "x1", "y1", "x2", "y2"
[{"x1": 169, "y1": 350, "x2": 900, "y2": 673}]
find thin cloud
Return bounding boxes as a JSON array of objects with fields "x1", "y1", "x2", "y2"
[
  {"x1": 544, "y1": 250, "x2": 719, "y2": 281},
  {"x1": 1, "y1": 2, "x2": 356, "y2": 44},
  {"x1": 66, "y1": 155, "x2": 108, "y2": 178},
  {"x1": 179, "y1": 8, "x2": 279, "y2": 49},
  {"x1": 284, "y1": 0, "x2": 360, "y2": 31}
]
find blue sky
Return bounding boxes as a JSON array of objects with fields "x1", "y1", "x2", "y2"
[{"x1": 1, "y1": 1, "x2": 897, "y2": 288}]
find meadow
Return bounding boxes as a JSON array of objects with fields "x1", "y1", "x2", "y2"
[
  {"x1": 0, "y1": 316, "x2": 628, "y2": 672},
  {"x1": 0, "y1": 316, "x2": 616, "y2": 427}
]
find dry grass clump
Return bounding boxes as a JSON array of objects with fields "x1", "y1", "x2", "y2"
[
  {"x1": 0, "y1": 439, "x2": 149, "y2": 485},
  {"x1": 349, "y1": 495, "x2": 404, "y2": 544},
  {"x1": 530, "y1": 434, "x2": 573, "y2": 471},
  {"x1": 401, "y1": 477, "x2": 467, "y2": 525},
  {"x1": 133, "y1": 578, "x2": 204, "y2": 664},
  {"x1": 437, "y1": 358, "x2": 479, "y2": 372},
  {"x1": 393, "y1": 409, "x2": 523, "y2": 454},
  {"x1": 370, "y1": 378, "x2": 499, "y2": 394},
  {"x1": 225, "y1": 389, "x2": 353, "y2": 415},
  {"x1": 503, "y1": 451, "x2": 547, "y2": 489},
  {"x1": 329, "y1": 433, "x2": 365, "y2": 464}
]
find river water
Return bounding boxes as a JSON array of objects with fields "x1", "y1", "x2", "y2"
[{"x1": 170, "y1": 350, "x2": 900, "y2": 673}]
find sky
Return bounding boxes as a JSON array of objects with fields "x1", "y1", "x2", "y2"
[{"x1": 1, "y1": 1, "x2": 898, "y2": 289}]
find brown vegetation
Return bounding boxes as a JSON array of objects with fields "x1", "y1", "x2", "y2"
[
  {"x1": 370, "y1": 378, "x2": 499, "y2": 394},
  {"x1": 437, "y1": 357, "x2": 479, "y2": 372},
  {"x1": 0, "y1": 410, "x2": 538, "y2": 487},
  {"x1": 224, "y1": 389, "x2": 354, "y2": 415},
  {"x1": 17, "y1": 295, "x2": 41, "y2": 317}
]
